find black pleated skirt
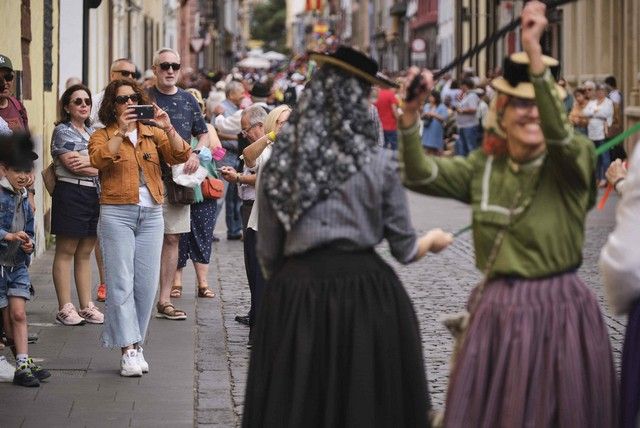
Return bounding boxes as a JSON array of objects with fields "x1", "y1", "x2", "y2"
[{"x1": 242, "y1": 247, "x2": 431, "y2": 428}]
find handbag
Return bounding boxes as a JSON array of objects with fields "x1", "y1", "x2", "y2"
[
  {"x1": 41, "y1": 161, "x2": 56, "y2": 196},
  {"x1": 201, "y1": 176, "x2": 224, "y2": 199},
  {"x1": 165, "y1": 179, "x2": 196, "y2": 205},
  {"x1": 158, "y1": 152, "x2": 196, "y2": 205}
]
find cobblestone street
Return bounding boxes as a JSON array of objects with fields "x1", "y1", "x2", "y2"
[{"x1": 203, "y1": 188, "x2": 625, "y2": 422}]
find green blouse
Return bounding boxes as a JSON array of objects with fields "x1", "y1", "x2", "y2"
[{"x1": 399, "y1": 69, "x2": 597, "y2": 279}]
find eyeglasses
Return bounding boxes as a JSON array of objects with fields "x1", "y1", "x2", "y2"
[
  {"x1": 507, "y1": 98, "x2": 537, "y2": 110},
  {"x1": 240, "y1": 123, "x2": 261, "y2": 137},
  {"x1": 0, "y1": 72, "x2": 14, "y2": 82},
  {"x1": 114, "y1": 70, "x2": 135, "y2": 78},
  {"x1": 114, "y1": 94, "x2": 140, "y2": 104},
  {"x1": 158, "y1": 62, "x2": 181, "y2": 71},
  {"x1": 71, "y1": 97, "x2": 92, "y2": 106}
]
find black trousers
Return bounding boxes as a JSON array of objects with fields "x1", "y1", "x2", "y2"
[{"x1": 245, "y1": 227, "x2": 266, "y2": 327}]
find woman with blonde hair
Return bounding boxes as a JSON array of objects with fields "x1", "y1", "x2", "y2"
[{"x1": 238, "y1": 104, "x2": 291, "y2": 340}]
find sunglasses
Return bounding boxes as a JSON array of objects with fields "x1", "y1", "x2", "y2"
[
  {"x1": 158, "y1": 62, "x2": 181, "y2": 71},
  {"x1": 0, "y1": 72, "x2": 14, "y2": 82},
  {"x1": 71, "y1": 97, "x2": 91, "y2": 106},
  {"x1": 507, "y1": 98, "x2": 537, "y2": 110},
  {"x1": 114, "y1": 94, "x2": 140, "y2": 104},
  {"x1": 114, "y1": 70, "x2": 135, "y2": 78}
]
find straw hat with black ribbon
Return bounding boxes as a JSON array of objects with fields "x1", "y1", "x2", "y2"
[
  {"x1": 309, "y1": 46, "x2": 398, "y2": 89},
  {"x1": 483, "y1": 51, "x2": 565, "y2": 151}
]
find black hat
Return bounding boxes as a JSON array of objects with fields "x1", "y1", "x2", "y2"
[
  {"x1": 0, "y1": 133, "x2": 38, "y2": 171},
  {"x1": 491, "y1": 52, "x2": 566, "y2": 100},
  {"x1": 309, "y1": 46, "x2": 398, "y2": 88},
  {"x1": 250, "y1": 82, "x2": 271, "y2": 99}
]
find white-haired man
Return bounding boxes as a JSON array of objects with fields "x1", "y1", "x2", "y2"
[{"x1": 148, "y1": 48, "x2": 210, "y2": 321}]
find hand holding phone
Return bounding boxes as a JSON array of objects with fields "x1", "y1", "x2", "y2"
[{"x1": 131, "y1": 105, "x2": 155, "y2": 120}]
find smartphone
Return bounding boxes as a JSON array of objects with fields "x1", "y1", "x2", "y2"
[{"x1": 132, "y1": 105, "x2": 154, "y2": 120}]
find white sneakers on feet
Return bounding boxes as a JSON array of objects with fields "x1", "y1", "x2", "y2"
[
  {"x1": 0, "y1": 356, "x2": 14, "y2": 382},
  {"x1": 78, "y1": 302, "x2": 104, "y2": 324},
  {"x1": 56, "y1": 303, "x2": 86, "y2": 326},
  {"x1": 136, "y1": 347, "x2": 149, "y2": 373},
  {"x1": 120, "y1": 349, "x2": 142, "y2": 377}
]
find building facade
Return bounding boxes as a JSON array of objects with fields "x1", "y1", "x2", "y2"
[
  {"x1": 561, "y1": 0, "x2": 640, "y2": 153},
  {"x1": 0, "y1": 0, "x2": 61, "y2": 252}
]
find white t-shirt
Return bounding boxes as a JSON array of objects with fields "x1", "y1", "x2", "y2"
[
  {"x1": 90, "y1": 90, "x2": 105, "y2": 129},
  {"x1": 127, "y1": 129, "x2": 157, "y2": 207},
  {"x1": 247, "y1": 145, "x2": 273, "y2": 231},
  {"x1": 584, "y1": 98, "x2": 614, "y2": 141}
]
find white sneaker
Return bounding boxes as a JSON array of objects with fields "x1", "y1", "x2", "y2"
[
  {"x1": 136, "y1": 347, "x2": 149, "y2": 373},
  {"x1": 78, "y1": 302, "x2": 104, "y2": 324},
  {"x1": 0, "y1": 356, "x2": 13, "y2": 382},
  {"x1": 120, "y1": 349, "x2": 142, "y2": 377}
]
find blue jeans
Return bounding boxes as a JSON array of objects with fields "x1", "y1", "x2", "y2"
[
  {"x1": 593, "y1": 140, "x2": 611, "y2": 181},
  {"x1": 457, "y1": 125, "x2": 482, "y2": 156},
  {"x1": 214, "y1": 154, "x2": 243, "y2": 238},
  {"x1": 383, "y1": 130, "x2": 398, "y2": 150},
  {"x1": 0, "y1": 264, "x2": 31, "y2": 308},
  {"x1": 98, "y1": 205, "x2": 164, "y2": 348}
]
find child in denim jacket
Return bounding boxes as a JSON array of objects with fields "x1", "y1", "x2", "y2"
[{"x1": 0, "y1": 134, "x2": 50, "y2": 387}]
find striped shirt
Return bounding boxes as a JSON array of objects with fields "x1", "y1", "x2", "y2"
[{"x1": 257, "y1": 148, "x2": 418, "y2": 279}]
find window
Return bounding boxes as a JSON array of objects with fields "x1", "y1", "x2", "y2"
[
  {"x1": 44, "y1": 0, "x2": 53, "y2": 91},
  {"x1": 21, "y1": 0, "x2": 32, "y2": 100}
]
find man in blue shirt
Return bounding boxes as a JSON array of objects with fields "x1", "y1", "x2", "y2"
[{"x1": 148, "y1": 48, "x2": 209, "y2": 321}]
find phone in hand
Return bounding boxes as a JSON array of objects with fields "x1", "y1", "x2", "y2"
[{"x1": 131, "y1": 105, "x2": 155, "y2": 120}]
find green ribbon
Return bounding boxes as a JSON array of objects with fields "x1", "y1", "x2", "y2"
[
  {"x1": 595, "y1": 121, "x2": 640, "y2": 155},
  {"x1": 452, "y1": 122, "x2": 640, "y2": 237}
]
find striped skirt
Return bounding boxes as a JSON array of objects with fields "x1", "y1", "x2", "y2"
[{"x1": 444, "y1": 272, "x2": 618, "y2": 428}]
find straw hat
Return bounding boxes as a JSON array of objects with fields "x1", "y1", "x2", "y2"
[
  {"x1": 309, "y1": 46, "x2": 398, "y2": 88},
  {"x1": 491, "y1": 51, "x2": 566, "y2": 100}
]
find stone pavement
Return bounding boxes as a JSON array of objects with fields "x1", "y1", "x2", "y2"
[
  {"x1": 0, "y1": 249, "x2": 203, "y2": 427},
  {"x1": 212, "y1": 188, "x2": 626, "y2": 423},
  {"x1": 0, "y1": 189, "x2": 625, "y2": 427}
]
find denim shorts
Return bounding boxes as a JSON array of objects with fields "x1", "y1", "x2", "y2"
[{"x1": 0, "y1": 264, "x2": 31, "y2": 308}]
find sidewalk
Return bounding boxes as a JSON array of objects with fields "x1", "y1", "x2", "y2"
[{"x1": 0, "y1": 248, "x2": 213, "y2": 427}]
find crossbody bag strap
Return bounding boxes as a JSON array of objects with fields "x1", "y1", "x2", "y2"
[{"x1": 468, "y1": 189, "x2": 523, "y2": 313}]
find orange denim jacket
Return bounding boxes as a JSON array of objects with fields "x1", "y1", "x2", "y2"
[{"x1": 89, "y1": 123, "x2": 191, "y2": 205}]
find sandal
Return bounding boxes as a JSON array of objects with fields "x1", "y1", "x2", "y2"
[
  {"x1": 170, "y1": 284, "x2": 182, "y2": 298},
  {"x1": 197, "y1": 286, "x2": 216, "y2": 298},
  {"x1": 155, "y1": 302, "x2": 187, "y2": 320}
]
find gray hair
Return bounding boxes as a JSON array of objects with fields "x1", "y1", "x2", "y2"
[
  {"x1": 242, "y1": 105, "x2": 268, "y2": 127},
  {"x1": 152, "y1": 48, "x2": 180, "y2": 66},
  {"x1": 225, "y1": 81, "x2": 244, "y2": 98},
  {"x1": 110, "y1": 58, "x2": 134, "y2": 72}
]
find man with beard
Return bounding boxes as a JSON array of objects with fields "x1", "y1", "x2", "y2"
[{"x1": 148, "y1": 48, "x2": 209, "y2": 321}]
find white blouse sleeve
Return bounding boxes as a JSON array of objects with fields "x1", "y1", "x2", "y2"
[{"x1": 600, "y1": 146, "x2": 640, "y2": 315}]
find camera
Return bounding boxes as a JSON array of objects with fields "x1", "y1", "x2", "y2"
[{"x1": 131, "y1": 105, "x2": 154, "y2": 120}]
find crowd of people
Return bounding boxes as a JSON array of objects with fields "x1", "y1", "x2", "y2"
[{"x1": 0, "y1": 1, "x2": 639, "y2": 426}]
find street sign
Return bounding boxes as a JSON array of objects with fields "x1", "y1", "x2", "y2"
[
  {"x1": 411, "y1": 38, "x2": 426, "y2": 52},
  {"x1": 411, "y1": 52, "x2": 427, "y2": 62}
]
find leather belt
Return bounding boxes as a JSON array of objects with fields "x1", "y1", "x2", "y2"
[{"x1": 57, "y1": 177, "x2": 97, "y2": 188}]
